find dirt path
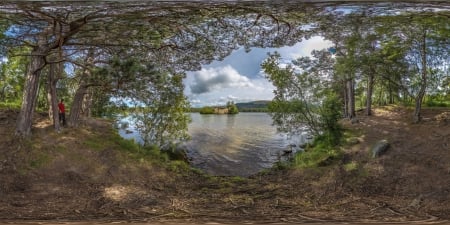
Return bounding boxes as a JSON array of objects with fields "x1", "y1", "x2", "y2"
[{"x1": 1, "y1": 222, "x2": 450, "y2": 225}]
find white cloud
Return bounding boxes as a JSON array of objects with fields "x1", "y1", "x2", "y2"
[
  {"x1": 278, "y1": 36, "x2": 333, "y2": 59},
  {"x1": 187, "y1": 77, "x2": 275, "y2": 107},
  {"x1": 227, "y1": 95, "x2": 238, "y2": 100},
  {"x1": 184, "y1": 36, "x2": 333, "y2": 107},
  {"x1": 190, "y1": 65, "x2": 254, "y2": 94}
]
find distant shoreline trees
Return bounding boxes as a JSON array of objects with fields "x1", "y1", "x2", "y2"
[{"x1": 198, "y1": 101, "x2": 239, "y2": 115}]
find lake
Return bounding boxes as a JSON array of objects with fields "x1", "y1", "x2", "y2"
[{"x1": 119, "y1": 113, "x2": 310, "y2": 177}]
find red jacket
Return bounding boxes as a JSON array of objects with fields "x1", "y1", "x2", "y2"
[{"x1": 58, "y1": 102, "x2": 65, "y2": 113}]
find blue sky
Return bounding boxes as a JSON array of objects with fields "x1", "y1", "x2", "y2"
[{"x1": 184, "y1": 36, "x2": 333, "y2": 107}]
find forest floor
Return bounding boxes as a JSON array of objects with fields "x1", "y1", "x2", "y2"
[{"x1": 0, "y1": 105, "x2": 449, "y2": 224}]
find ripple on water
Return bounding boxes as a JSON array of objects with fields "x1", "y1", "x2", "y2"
[
  {"x1": 119, "y1": 113, "x2": 310, "y2": 177},
  {"x1": 184, "y1": 113, "x2": 309, "y2": 177}
]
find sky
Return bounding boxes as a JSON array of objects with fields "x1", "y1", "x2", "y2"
[{"x1": 183, "y1": 36, "x2": 333, "y2": 108}]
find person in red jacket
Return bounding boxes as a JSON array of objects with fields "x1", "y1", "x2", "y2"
[{"x1": 58, "y1": 99, "x2": 66, "y2": 126}]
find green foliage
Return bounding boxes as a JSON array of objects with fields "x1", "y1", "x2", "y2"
[
  {"x1": 425, "y1": 93, "x2": 450, "y2": 107},
  {"x1": 292, "y1": 134, "x2": 342, "y2": 168},
  {"x1": 262, "y1": 51, "x2": 342, "y2": 140},
  {"x1": 104, "y1": 131, "x2": 191, "y2": 171},
  {"x1": 318, "y1": 93, "x2": 343, "y2": 146},
  {"x1": 263, "y1": 51, "x2": 345, "y2": 169},
  {"x1": 132, "y1": 69, "x2": 191, "y2": 149},
  {"x1": 115, "y1": 135, "x2": 141, "y2": 153},
  {"x1": 226, "y1": 101, "x2": 239, "y2": 114},
  {"x1": 199, "y1": 106, "x2": 214, "y2": 114},
  {"x1": 93, "y1": 57, "x2": 191, "y2": 149},
  {"x1": 0, "y1": 101, "x2": 21, "y2": 109},
  {"x1": 89, "y1": 82, "x2": 115, "y2": 118},
  {"x1": 0, "y1": 47, "x2": 29, "y2": 104}
]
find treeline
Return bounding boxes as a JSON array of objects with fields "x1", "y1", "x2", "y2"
[
  {"x1": 189, "y1": 101, "x2": 270, "y2": 113},
  {"x1": 195, "y1": 101, "x2": 239, "y2": 114},
  {"x1": 190, "y1": 107, "x2": 268, "y2": 113}
]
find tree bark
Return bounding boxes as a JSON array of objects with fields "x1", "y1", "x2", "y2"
[
  {"x1": 46, "y1": 51, "x2": 62, "y2": 131},
  {"x1": 342, "y1": 80, "x2": 348, "y2": 117},
  {"x1": 15, "y1": 49, "x2": 46, "y2": 137},
  {"x1": 68, "y1": 49, "x2": 94, "y2": 127},
  {"x1": 346, "y1": 78, "x2": 356, "y2": 118},
  {"x1": 413, "y1": 29, "x2": 427, "y2": 123},
  {"x1": 82, "y1": 88, "x2": 93, "y2": 117},
  {"x1": 15, "y1": 17, "x2": 88, "y2": 137},
  {"x1": 366, "y1": 72, "x2": 374, "y2": 116},
  {"x1": 69, "y1": 84, "x2": 88, "y2": 127}
]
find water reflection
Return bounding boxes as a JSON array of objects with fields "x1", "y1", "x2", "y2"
[
  {"x1": 118, "y1": 113, "x2": 311, "y2": 177},
  {"x1": 183, "y1": 113, "x2": 306, "y2": 177}
]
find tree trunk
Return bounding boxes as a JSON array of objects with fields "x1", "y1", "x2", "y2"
[
  {"x1": 15, "y1": 19, "x2": 88, "y2": 136},
  {"x1": 68, "y1": 49, "x2": 94, "y2": 127},
  {"x1": 366, "y1": 73, "x2": 374, "y2": 116},
  {"x1": 413, "y1": 29, "x2": 427, "y2": 123},
  {"x1": 342, "y1": 80, "x2": 348, "y2": 117},
  {"x1": 69, "y1": 84, "x2": 88, "y2": 127},
  {"x1": 15, "y1": 51, "x2": 46, "y2": 137},
  {"x1": 346, "y1": 78, "x2": 356, "y2": 118},
  {"x1": 47, "y1": 61, "x2": 60, "y2": 131},
  {"x1": 82, "y1": 88, "x2": 93, "y2": 117},
  {"x1": 388, "y1": 82, "x2": 395, "y2": 104}
]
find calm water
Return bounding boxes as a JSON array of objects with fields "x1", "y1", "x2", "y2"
[{"x1": 119, "y1": 113, "x2": 309, "y2": 177}]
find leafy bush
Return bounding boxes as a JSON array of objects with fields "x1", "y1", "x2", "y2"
[
  {"x1": 199, "y1": 106, "x2": 214, "y2": 114},
  {"x1": 292, "y1": 134, "x2": 342, "y2": 168},
  {"x1": 0, "y1": 101, "x2": 21, "y2": 109}
]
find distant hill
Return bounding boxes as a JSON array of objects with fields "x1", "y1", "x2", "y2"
[{"x1": 236, "y1": 100, "x2": 270, "y2": 112}]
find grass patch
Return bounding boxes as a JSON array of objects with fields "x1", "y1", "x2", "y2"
[
  {"x1": 115, "y1": 136, "x2": 140, "y2": 153},
  {"x1": 55, "y1": 144, "x2": 68, "y2": 153},
  {"x1": 29, "y1": 152, "x2": 52, "y2": 169},
  {"x1": 290, "y1": 130, "x2": 345, "y2": 169},
  {"x1": 84, "y1": 137, "x2": 105, "y2": 150},
  {"x1": 293, "y1": 145, "x2": 341, "y2": 168},
  {"x1": 102, "y1": 131, "x2": 194, "y2": 174},
  {"x1": 166, "y1": 160, "x2": 190, "y2": 173},
  {"x1": 0, "y1": 101, "x2": 21, "y2": 109}
]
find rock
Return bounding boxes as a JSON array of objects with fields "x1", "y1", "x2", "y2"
[
  {"x1": 282, "y1": 149, "x2": 293, "y2": 155},
  {"x1": 435, "y1": 112, "x2": 450, "y2": 125},
  {"x1": 372, "y1": 140, "x2": 390, "y2": 158},
  {"x1": 347, "y1": 137, "x2": 359, "y2": 145},
  {"x1": 125, "y1": 129, "x2": 133, "y2": 134},
  {"x1": 351, "y1": 118, "x2": 359, "y2": 124}
]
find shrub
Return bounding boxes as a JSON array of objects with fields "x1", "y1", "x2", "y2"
[{"x1": 199, "y1": 106, "x2": 214, "y2": 114}]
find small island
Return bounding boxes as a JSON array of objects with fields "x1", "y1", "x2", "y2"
[{"x1": 199, "y1": 101, "x2": 239, "y2": 114}]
